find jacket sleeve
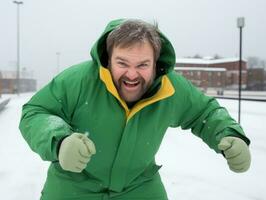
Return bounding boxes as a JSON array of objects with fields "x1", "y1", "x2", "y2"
[
  {"x1": 19, "y1": 70, "x2": 82, "y2": 161},
  {"x1": 170, "y1": 74, "x2": 250, "y2": 153}
]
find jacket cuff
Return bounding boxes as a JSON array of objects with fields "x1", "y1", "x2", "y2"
[
  {"x1": 52, "y1": 134, "x2": 71, "y2": 161},
  {"x1": 222, "y1": 127, "x2": 251, "y2": 146}
]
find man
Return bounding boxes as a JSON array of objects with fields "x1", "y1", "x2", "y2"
[{"x1": 19, "y1": 19, "x2": 251, "y2": 200}]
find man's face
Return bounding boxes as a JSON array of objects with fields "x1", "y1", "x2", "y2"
[{"x1": 109, "y1": 41, "x2": 156, "y2": 103}]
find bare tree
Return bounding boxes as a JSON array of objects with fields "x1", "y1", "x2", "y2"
[
  {"x1": 193, "y1": 54, "x2": 202, "y2": 58},
  {"x1": 213, "y1": 54, "x2": 223, "y2": 59},
  {"x1": 247, "y1": 56, "x2": 260, "y2": 68}
]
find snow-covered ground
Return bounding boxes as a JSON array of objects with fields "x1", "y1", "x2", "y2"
[{"x1": 0, "y1": 93, "x2": 265, "y2": 200}]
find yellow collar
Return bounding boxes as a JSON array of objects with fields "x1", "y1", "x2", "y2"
[{"x1": 99, "y1": 66, "x2": 175, "y2": 122}]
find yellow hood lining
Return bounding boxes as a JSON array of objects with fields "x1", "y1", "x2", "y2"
[{"x1": 99, "y1": 66, "x2": 175, "y2": 122}]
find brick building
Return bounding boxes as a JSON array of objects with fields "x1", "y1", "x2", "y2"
[
  {"x1": 175, "y1": 67, "x2": 226, "y2": 93},
  {"x1": 175, "y1": 57, "x2": 247, "y2": 90},
  {"x1": 0, "y1": 69, "x2": 36, "y2": 94},
  {"x1": 247, "y1": 68, "x2": 266, "y2": 90}
]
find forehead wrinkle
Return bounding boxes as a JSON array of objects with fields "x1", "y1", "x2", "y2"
[{"x1": 114, "y1": 56, "x2": 152, "y2": 66}]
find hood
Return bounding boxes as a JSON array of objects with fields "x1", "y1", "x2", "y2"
[{"x1": 90, "y1": 19, "x2": 176, "y2": 75}]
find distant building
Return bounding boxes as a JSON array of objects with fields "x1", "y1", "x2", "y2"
[
  {"x1": 247, "y1": 68, "x2": 266, "y2": 91},
  {"x1": 175, "y1": 57, "x2": 247, "y2": 90},
  {"x1": 175, "y1": 67, "x2": 226, "y2": 94},
  {"x1": 0, "y1": 69, "x2": 37, "y2": 94}
]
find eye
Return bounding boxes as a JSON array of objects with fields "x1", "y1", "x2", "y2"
[
  {"x1": 117, "y1": 62, "x2": 128, "y2": 68},
  {"x1": 138, "y1": 63, "x2": 149, "y2": 68}
]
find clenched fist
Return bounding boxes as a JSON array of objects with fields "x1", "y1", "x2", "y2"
[
  {"x1": 58, "y1": 132, "x2": 96, "y2": 173},
  {"x1": 218, "y1": 136, "x2": 251, "y2": 173}
]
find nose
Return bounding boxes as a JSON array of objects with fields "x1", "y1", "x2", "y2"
[{"x1": 125, "y1": 68, "x2": 139, "y2": 80}]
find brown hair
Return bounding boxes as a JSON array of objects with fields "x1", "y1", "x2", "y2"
[{"x1": 106, "y1": 19, "x2": 161, "y2": 62}]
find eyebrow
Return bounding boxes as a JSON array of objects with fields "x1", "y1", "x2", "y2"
[
  {"x1": 114, "y1": 56, "x2": 151, "y2": 64},
  {"x1": 115, "y1": 56, "x2": 128, "y2": 62}
]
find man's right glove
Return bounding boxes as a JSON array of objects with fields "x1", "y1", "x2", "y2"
[
  {"x1": 218, "y1": 136, "x2": 251, "y2": 173},
  {"x1": 58, "y1": 132, "x2": 96, "y2": 173}
]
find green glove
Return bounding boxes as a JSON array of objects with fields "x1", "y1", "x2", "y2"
[
  {"x1": 218, "y1": 136, "x2": 251, "y2": 173},
  {"x1": 58, "y1": 132, "x2": 96, "y2": 173}
]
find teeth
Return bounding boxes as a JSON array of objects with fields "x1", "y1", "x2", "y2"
[{"x1": 124, "y1": 80, "x2": 139, "y2": 84}]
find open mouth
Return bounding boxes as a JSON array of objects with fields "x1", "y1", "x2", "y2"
[{"x1": 123, "y1": 80, "x2": 140, "y2": 88}]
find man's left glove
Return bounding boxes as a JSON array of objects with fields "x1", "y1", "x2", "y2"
[{"x1": 218, "y1": 136, "x2": 251, "y2": 173}]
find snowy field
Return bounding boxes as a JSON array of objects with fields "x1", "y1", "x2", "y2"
[{"x1": 0, "y1": 93, "x2": 265, "y2": 200}]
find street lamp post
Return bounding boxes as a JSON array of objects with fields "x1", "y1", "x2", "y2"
[
  {"x1": 237, "y1": 17, "x2": 245, "y2": 124},
  {"x1": 13, "y1": 1, "x2": 23, "y2": 95}
]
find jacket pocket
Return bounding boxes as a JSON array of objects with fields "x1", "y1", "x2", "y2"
[
  {"x1": 128, "y1": 164, "x2": 162, "y2": 188},
  {"x1": 141, "y1": 164, "x2": 162, "y2": 179},
  {"x1": 52, "y1": 161, "x2": 89, "y2": 182}
]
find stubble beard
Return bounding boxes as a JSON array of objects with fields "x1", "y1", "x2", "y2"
[{"x1": 115, "y1": 74, "x2": 154, "y2": 103}]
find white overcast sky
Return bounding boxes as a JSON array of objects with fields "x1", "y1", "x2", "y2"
[{"x1": 1, "y1": 0, "x2": 266, "y2": 87}]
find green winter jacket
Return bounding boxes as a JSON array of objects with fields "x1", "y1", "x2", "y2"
[{"x1": 19, "y1": 19, "x2": 250, "y2": 200}]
